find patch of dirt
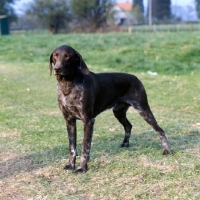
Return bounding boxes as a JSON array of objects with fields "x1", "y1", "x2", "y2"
[
  {"x1": 191, "y1": 123, "x2": 200, "y2": 132},
  {"x1": 0, "y1": 131, "x2": 19, "y2": 138},
  {"x1": 39, "y1": 110, "x2": 61, "y2": 117},
  {"x1": 0, "y1": 153, "x2": 19, "y2": 162},
  {"x1": 0, "y1": 155, "x2": 39, "y2": 179},
  {"x1": 140, "y1": 155, "x2": 179, "y2": 173}
]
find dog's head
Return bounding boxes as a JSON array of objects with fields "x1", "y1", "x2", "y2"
[{"x1": 49, "y1": 45, "x2": 89, "y2": 76}]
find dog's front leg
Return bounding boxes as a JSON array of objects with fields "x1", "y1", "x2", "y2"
[
  {"x1": 76, "y1": 118, "x2": 95, "y2": 173},
  {"x1": 64, "y1": 118, "x2": 77, "y2": 170}
]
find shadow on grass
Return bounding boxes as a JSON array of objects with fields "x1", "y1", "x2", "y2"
[{"x1": 0, "y1": 130, "x2": 199, "y2": 179}]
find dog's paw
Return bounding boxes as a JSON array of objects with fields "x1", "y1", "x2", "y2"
[
  {"x1": 75, "y1": 164, "x2": 88, "y2": 173},
  {"x1": 63, "y1": 164, "x2": 75, "y2": 170},
  {"x1": 162, "y1": 149, "x2": 172, "y2": 155},
  {"x1": 75, "y1": 167, "x2": 87, "y2": 173},
  {"x1": 121, "y1": 142, "x2": 129, "y2": 148}
]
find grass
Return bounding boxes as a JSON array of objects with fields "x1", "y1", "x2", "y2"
[{"x1": 0, "y1": 31, "x2": 200, "y2": 199}]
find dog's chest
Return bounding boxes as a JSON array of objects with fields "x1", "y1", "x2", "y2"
[{"x1": 57, "y1": 82, "x2": 84, "y2": 120}]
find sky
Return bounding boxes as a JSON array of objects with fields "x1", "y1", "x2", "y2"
[{"x1": 13, "y1": 0, "x2": 196, "y2": 15}]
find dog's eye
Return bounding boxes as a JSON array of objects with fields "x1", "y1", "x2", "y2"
[
  {"x1": 53, "y1": 53, "x2": 58, "y2": 59},
  {"x1": 64, "y1": 54, "x2": 69, "y2": 59}
]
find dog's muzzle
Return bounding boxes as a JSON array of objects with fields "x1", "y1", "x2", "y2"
[{"x1": 54, "y1": 66, "x2": 62, "y2": 75}]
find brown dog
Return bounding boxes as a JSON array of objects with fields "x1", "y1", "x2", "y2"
[{"x1": 49, "y1": 45, "x2": 172, "y2": 173}]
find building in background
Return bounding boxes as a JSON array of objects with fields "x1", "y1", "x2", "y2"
[{"x1": 113, "y1": 1, "x2": 134, "y2": 25}]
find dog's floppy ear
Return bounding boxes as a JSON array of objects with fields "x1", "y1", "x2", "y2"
[
  {"x1": 75, "y1": 51, "x2": 89, "y2": 75},
  {"x1": 49, "y1": 52, "x2": 53, "y2": 76}
]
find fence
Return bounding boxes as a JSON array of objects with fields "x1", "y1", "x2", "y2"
[{"x1": 125, "y1": 23, "x2": 200, "y2": 33}]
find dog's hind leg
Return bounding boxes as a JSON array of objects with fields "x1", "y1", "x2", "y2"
[
  {"x1": 113, "y1": 103, "x2": 132, "y2": 147},
  {"x1": 132, "y1": 100, "x2": 172, "y2": 155}
]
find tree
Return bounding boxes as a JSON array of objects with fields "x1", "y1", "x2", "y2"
[
  {"x1": 70, "y1": 0, "x2": 114, "y2": 31},
  {"x1": 26, "y1": 0, "x2": 71, "y2": 33},
  {"x1": 132, "y1": 0, "x2": 144, "y2": 24},
  {"x1": 133, "y1": 0, "x2": 144, "y2": 13},
  {"x1": 195, "y1": 0, "x2": 200, "y2": 19},
  {"x1": 149, "y1": 0, "x2": 171, "y2": 23},
  {"x1": 0, "y1": 0, "x2": 18, "y2": 22}
]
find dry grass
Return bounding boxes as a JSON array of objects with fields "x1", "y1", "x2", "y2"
[
  {"x1": 0, "y1": 32, "x2": 200, "y2": 199},
  {"x1": 0, "y1": 131, "x2": 19, "y2": 139}
]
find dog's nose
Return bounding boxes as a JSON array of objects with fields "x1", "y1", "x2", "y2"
[
  {"x1": 54, "y1": 66, "x2": 62, "y2": 75},
  {"x1": 54, "y1": 66, "x2": 62, "y2": 71}
]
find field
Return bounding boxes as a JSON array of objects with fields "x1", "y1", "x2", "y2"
[{"x1": 0, "y1": 31, "x2": 200, "y2": 199}]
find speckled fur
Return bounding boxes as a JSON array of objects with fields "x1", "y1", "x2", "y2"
[{"x1": 49, "y1": 45, "x2": 172, "y2": 173}]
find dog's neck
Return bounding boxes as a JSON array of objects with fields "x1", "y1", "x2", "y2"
[
  {"x1": 56, "y1": 77, "x2": 73, "y2": 95},
  {"x1": 56, "y1": 69, "x2": 84, "y2": 95}
]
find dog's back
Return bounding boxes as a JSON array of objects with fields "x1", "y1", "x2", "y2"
[{"x1": 84, "y1": 72, "x2": 147, "y2": 117}]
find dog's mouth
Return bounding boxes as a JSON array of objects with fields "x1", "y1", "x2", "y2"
[
  {"x1": 54, "y1": 69, "x2": 62, "y2": 75},
  {"x1": 54, "y1": 70, "x2": 69, "y2": 76}
]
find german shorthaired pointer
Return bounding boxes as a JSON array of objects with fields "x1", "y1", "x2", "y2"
[{"x1": 49, "y1": 45, "x2": 172, "y2": 173}]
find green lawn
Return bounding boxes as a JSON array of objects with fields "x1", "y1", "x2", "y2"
[{"x1": 0, "y1": 32, "x2": 200, "y2": 199}]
